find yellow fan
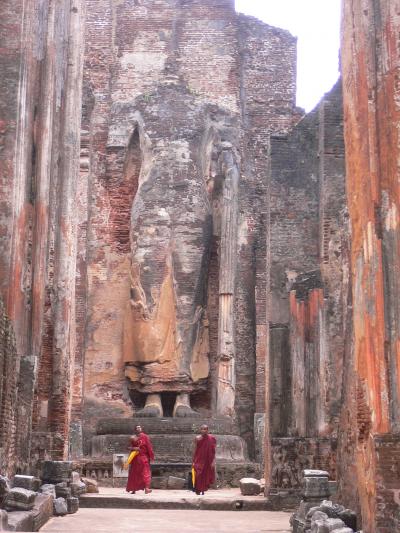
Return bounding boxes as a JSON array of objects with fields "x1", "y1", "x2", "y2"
[
  {"x1": 191, "y1": 467, "x2": 196, "y2": 487},
  {"x1": 123, "y1": 450, "x2": 139, "y2": 469}
]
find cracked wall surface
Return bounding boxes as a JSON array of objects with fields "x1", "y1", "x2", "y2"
[
  {"x1": 0, "y1": 0, "x2": 85, "y2": 470},
  {"x1": 340, "y1": 1, "x2": 400, "y2": 531}
]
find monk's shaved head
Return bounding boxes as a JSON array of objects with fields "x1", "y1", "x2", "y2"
[{"x1": 200, "y1": 424, "x2": 209, "y2": 435}]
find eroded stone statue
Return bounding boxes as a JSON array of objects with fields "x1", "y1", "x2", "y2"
[{"x1": 121, "y1": 86, "x2": 239, "y2": 417}]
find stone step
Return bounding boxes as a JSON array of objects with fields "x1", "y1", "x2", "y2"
[
  {"x1": 91, "y1": 434, "x2": 248, "y2": 462},
  {"x1": 76, "y1": 460, "x2": 262, "y2": 489},
  {"x1": 79, "y1": 488, "x2": 271, "y2": 511},
  {"x1": 95, "y1": 417, "x2": 238, "y2": 436}
]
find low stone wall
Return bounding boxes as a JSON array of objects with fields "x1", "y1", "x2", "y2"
[
  {"x1": 75, "y1": 459, "x2": 261, "y2": 489},
  {"x1": 271, "y1": 438, "x2": 337, "y2": 491}
]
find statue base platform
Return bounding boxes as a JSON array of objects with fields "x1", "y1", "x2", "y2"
[
  {"x1": 91, "y1": 417, "x2": 248, "y2": 463},
  {"x1": 81, "y1": 416, "x2": 257, "y2": 488}
]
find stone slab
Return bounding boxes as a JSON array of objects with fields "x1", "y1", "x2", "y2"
[
  {"x1": 53, "y1": 497, "x2": 68, "y2": 516},
  {"x1": 3, "y1": 488, "x2": 36, "y2": 511},
  {"x1": 12, "y1": 475, "x2": 41, "y2": 492},
  {"x1": 67, "y1": 497, "x2": 79, "y2": 514},
  {"x1": 5, "y1": 510, "x2": 34, "y2": 532},
  {"x1": 32, "y1": 493, "x2": 54, "y2": 531},
  {"x1": 80, "y1": 487, "x2": 273, "y2": 511},
  {"x1": 93, "y1": 434, "x2": 247, "y2": 462},
  {"x1": 42, "y1": 461, "x2": 73, "y2": 484},
  {"x1": 96, "y1": 417, "x2": 238, "y2": 436}
]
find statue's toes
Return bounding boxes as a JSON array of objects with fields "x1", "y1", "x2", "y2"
[
  {"x1": 137, "y1": 405, "x2": 163, "y2": 417},
  {"x1": 173, "y1": 405, "x2": 200, "y2": 418}
]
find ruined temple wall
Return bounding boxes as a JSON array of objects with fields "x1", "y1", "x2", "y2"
[
  {"x1": 269, "y1": 108, "x2": 320, "y2": 439},
  {"x1": 340, "y1": 1, "x2": 400, "y2": 530},
  {"x1": 267, "y1": 81, "x2": 346, "y2": 490},
  {"x1": 236, "y1": 16, "x2": 297, "y2": 454},
  {"x1": 0, "y1": 0, "x2": 85, "y2": 469}
]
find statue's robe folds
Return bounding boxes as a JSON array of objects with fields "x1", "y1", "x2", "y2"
[{"x1": 122, "y1": 93, "x2": 214, "y2": 394}]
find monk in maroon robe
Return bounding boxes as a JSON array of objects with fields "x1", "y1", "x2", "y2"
[
  {"x1": 126, "y1": 424, "x2": 154, "y2": 494},
  {"x1": 192, "y1": 424, "x2": 216, "y2": 495}
]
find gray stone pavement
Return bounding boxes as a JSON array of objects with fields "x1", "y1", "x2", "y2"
[
  {"x1": 42, "y1": 508, "x2": 291, "y2": 532},
  {"x1": 41, "y1": 488, "x2": 291, "y2": 532}
]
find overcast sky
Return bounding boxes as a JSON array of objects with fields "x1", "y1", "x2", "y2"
[{"x1": 235, "y1": 0, "x2": 342, "y2": 111}]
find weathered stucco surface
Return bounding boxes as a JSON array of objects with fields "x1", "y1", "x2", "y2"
[
  {"x1": 0, "y1": 0, "x2": 85, "y2": 472},
  {"x1": 340, "y1": 1, "x2": 400, "y2": 531}
]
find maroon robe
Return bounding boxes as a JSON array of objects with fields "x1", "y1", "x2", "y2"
[
  {"x1": 192, "y1": 433, "x2": 216, "y2": 493},
  {"x1": 126, "y1": 432, "x2": 154, "y2": 492}
]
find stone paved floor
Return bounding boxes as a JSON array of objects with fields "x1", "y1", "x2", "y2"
[
  {"x1": 42, "y1": 508, "x2": 291, "y2": 532},
  {"x1": 41, "y1": 488, "x2": 291, "y2": 532}
]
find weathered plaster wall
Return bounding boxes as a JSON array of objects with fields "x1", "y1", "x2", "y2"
[
  {"x1": 340, "y1": 1, "x2": 400, "y2": 531},
  {"x1": 266, "y1": 81, "x2": 347, "y2": 489},
  {"x1": 0, "y1": 0, "x2": 85, "y2": 472}
]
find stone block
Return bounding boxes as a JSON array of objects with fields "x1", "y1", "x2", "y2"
[
  {"x1": 32, "y1": 493, "x2": 54, "y2": 531},
  {"x1": 40, "y1": 484, "x2": 56, "y2": 498},
  {"x1": 71, "y1": 471, "x2": 81, "y2": 483},
  {"x1": 70, "y1": 480, "x2": 86, "y2": 497},
  {"x1": 311, "y1": 511, "x2": 329, "y2": 522},
  {"x1": 167, "y1": 476, "x2": 186, "y2": 490},
  {"x1": 53, "y1": 497, "x2": 68, "y2": 516},
  {"x1": 333, "y1": 529, "x2": 354, "y2": 533},
  {"x1": 42, "y1": 461, "x2": 73, "y2": 484},
  {"x1": 5, "y1": 510, "x2": 34, "y2": 532},
  {"x1": 311, "y1": 518, "x2": 346, "y2": 533},
  {"x1": 0, "y1": 510, "x2": 8, "y2": 530},
  {"x1": 0, "y1": 476, "x2": 10, "y2": 505},
  {"x1": 337, "y1": 509, "x2": 357, "y2": 530},
  {"x1": 303, "y1": 473, "x2": 330, "y2": 500},
  {"x1": 3, "y1": 488, "x2": 36, "y2": 511},
  {"x1": 239, "y1": 478, "x2": 261, "y2": 496},
  {"x1": 151, "y1": 477, "x2": 168, "y2": 490},
  {"x1": 12, "y1": 475, "x2": 40, "y2": 492},
  {"x1": 81, "y1": 477, "x2": 99, "y2": 493},
  {"x1": 67, "y1": 496, "x2": 79, "y2": 514},
  {"x1": 55, "y1": 482, "x2": 71, "y2": 499}
]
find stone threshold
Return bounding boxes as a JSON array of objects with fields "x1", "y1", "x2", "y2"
[{"x1": 80, "y1": 488, "x2": 271, "y2": 511}]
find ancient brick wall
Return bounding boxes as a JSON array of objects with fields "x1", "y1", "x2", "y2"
[
  {"x1": 0, "y1": 0, "x2": 85, "y2": 471},
  {"x1": 266, "y1": 81, "x2": 347, "y2": 489},
  {"x1": 340, "y1": 1, "x2": 400, "y2": 530}
]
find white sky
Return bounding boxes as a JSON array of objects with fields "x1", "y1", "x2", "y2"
[{"x1": 235, "y1": 0, "x2": 342, "y2": 112}]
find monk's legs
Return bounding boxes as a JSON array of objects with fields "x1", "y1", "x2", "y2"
[
  {"x1": 137, "y1": 393, "x2": 163, "y2": 417},
  {"x1": 173, "y1": 393, "x2": 199, "y2": 418}
]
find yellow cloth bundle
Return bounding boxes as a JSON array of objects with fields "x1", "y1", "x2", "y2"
[
  {"x1": 123, "y1": 450, "x2": 139, "y2": 469},
  {"x1": 191, "y1": 467, "x2": 196, "y2": 487}
]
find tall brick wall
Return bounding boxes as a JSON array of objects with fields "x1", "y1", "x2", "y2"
[
  {"x1": 340, "y1": 1, "x2": 400, "y2": 530},
  {"x1": 266, "y1": 81, "x2": 347, "y2": 490},
  {"x1": 0, "y1": 0, "x2": 85, "y2": 471}
]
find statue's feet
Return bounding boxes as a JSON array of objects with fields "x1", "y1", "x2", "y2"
[
  {"x1": 174, "y1": 405, "x2": 200, "y2": 418},
  {"x1": 173, "y1": 393, "x2": 200, "y2": 418},
  {"x1": 137, "y1": 393, "x2": 163, "y2": 417}
]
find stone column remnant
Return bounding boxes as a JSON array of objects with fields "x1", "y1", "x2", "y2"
[{"x1": 216, "y1": 145, "x2": 240, "y2": 417}]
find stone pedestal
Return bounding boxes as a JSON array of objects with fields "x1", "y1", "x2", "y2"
[
  {"x1": 82, "y1": 416, "x2": 259, "y2": 488},
  {"x1": 91, "y1": 417, "x2": 247, "y2": 462},
  {"x1": 290, "y1": 470, "x2": 331, "y2": 533}
]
